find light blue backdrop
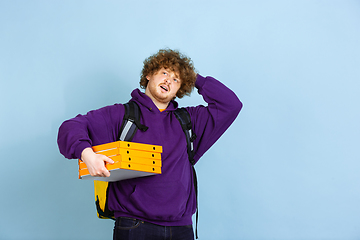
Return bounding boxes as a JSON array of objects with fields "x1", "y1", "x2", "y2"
[{"x1": 1, "y1": 1, "x2": 359, "y2": 239}]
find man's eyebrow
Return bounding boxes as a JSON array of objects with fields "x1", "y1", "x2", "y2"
[{"x1": 164, "y1": 68, "x2": 179, "y2": 78}]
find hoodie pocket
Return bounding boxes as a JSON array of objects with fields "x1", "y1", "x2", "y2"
[{"x1": 129, "y1": 181, "x2": 188, "y2": 221}]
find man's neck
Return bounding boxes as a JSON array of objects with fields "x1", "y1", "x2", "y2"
[{"x1": 152, "y1": 101, "x2": 168, "y2": 110}]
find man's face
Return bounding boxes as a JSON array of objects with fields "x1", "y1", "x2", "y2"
[{"x1": 145, "y1": 68, "x2": 182, "y2": 108}]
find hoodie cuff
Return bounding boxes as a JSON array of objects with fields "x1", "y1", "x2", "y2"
[
  {"x1": 75, "y1": 141, "x2": 92, "y2": 160},
  {"x1": 195, "y1": 74, "x2": 206, "y2": 90}
]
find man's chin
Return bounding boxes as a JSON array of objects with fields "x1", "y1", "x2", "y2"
[{"x1": 154, "y1": 95, "x2": 173, "y2": 103}]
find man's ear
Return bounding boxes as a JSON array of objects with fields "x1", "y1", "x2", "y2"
[{"x1": 146, "y1": 76, "x2": 150, "y2": 80}]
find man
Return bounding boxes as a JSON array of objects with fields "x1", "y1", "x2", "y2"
[{"x1": 58, "y1": 49, "x2": 242, "y2": 240}]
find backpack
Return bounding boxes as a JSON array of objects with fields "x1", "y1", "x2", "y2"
[{"x1": 93, "y1": 101, "x2": 199, "y2": 238}]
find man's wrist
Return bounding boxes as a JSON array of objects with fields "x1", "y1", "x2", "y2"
[
  {"x1": 195, "y1": 74, "x2": 206, "y2": 90},
  {"x1": 81, "y1": 147, "x2": 94, "y2": 162}
]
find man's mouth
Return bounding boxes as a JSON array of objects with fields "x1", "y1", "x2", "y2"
[{"x1": 160, "y1": 85, "x2": 169, "y2": 92}]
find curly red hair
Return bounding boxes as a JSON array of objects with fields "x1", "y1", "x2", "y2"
[{"x1": 140, "y1": 49, "x2": 197, "y2": 99}]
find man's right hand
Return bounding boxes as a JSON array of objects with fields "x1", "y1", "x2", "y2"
[{"x1": 81, "y1": 147, "x2": 114, "y2": 177}]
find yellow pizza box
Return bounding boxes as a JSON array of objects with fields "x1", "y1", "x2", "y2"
[
  {"x1": 78, "y1": 155, "x2": 162, "y2": 169},
  {"x1": 92, "y1": 141, "x2": 162, "y2": 153},
  {"x1": 79, "y1": 161, "x2": 161, "y2": 182},
  {"x1": 94, "y1": 148, "x2": 161, "y2": 159}
]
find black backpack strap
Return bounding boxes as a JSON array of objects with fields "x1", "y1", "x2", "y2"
[
  {"x1": 96, "y1": 101, "x2": 148, "y2": 220},
  {"x1": 119, "y1": 101, "x2": 148, "y2": 141},
  {"x1": 174, "y1": 108, "x2": 199, "y2": 239},
  {"x1": 174, "y1": 108, "x2": 197, "y2": 165},
  {"x1": 95, "y1": 195, "x2": 115, "y2": 220}
]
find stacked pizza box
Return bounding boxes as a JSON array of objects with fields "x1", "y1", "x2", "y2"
[{"x1": 78, "y1": 141, "x2": 162, "y2": 182}]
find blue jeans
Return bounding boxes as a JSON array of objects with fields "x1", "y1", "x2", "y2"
[{"x1": 113, "y1": 217, "x2": 194, "y2": 240}]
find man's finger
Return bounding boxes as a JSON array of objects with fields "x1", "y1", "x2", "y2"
[
  {"x1": 103, "y1": 169, "x2": 111, "y2": 177},
  {"x1": 104, "y1": 156, "x2": 114, "y2": 164}
]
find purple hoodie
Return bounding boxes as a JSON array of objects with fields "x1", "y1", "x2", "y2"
[{"x1": 57, "y1": 74, "x2": 242, "y2": 226}]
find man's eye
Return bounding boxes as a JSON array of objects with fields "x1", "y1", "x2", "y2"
[{"x1": 174, "y1": 79, "x2": 178, "y2": 82}]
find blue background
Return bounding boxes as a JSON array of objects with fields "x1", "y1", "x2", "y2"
[{"x1": 1, "y1": 1, "x2": 359, "y2": 239}]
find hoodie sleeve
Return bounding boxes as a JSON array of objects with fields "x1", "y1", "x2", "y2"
[
  {"x1": 57, "y1": 104, "x2": 125, "y2": 160},
  {"x1": 186, "y1": 74, "x2": 243, "y2": 163}
]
